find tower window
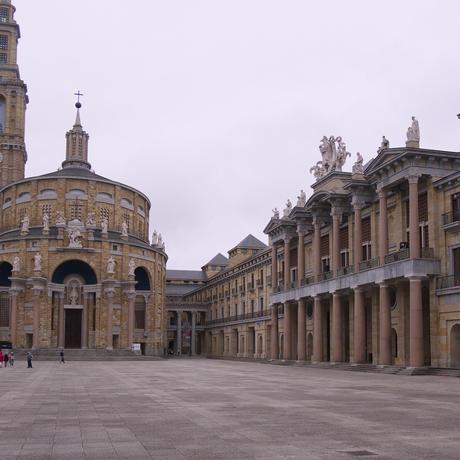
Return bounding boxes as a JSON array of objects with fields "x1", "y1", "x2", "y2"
[
  {"x1": 0, "y1": 53, "x2": 7, "y2": 64},
  {"x1": 0, "y1": 35, "x2": 8, "y2": 50},
  {"x1": 123, "y1": 213, "x2": 130, "y2": 231},
  {"x1": 0, "y1": 9, "x2": 8, "y2": 23},
  {"x1": 42, "y1": 204, "x2": 52, "y2": 219},
  {"x1": 99, "y1": 207, "x2": 110, "y2": 224}
]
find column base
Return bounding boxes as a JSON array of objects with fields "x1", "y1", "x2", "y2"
[{"x1": 106, "y1": 346, "x2": 113, "y2": 351}]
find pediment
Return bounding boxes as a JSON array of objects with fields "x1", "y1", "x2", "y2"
[
  {"x1": 364, "y1": 148, "x2": 404, "y2": 175},
  {"x1": 311, "y1": 171, "x2": 352, "y2": 195}
]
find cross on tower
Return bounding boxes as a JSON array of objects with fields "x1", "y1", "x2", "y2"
[{"x1": 74, "y1": 91, "x2": 84, "y2": 103}]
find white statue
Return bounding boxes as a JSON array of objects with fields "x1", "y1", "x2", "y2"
[
  {"x1": 55, "y1": 211, "x2": 66, "y2": 226},
  {"x1": 296, "y1": 190, "x2": 306, "y2": 207},
  {"x1": 128, "y1": 259, "x2": 136, "y2": 277},
  {"x1": 86, "y1": 212, "x2": 96, "y2": 227},
  {"x1": 407, "y1": 116, "x2": 420, "y2": 142},
  {"x1": 33, "y1": 253, "x2": 42, "y2": 272},
  {"x1": 121, "y1": 221, "x2": 128, "y2": 237},
  {"x1": 12, "y1": 256, "x2": 20, "y2": 272},
  {"x1": 21, "y1": 214, "x2": 29, "y2": 233},
  {"x1": 101, "y1": 218, "x2": 108, "y2": 234},
  {"x1": 352, "y1": 152, "x2": 364, "y2": 174},
  {"x1": 43, "y1": 213, "x2": 50, "y2": 232},
  {"x1": 107, "y1": 256, "x2": 116, "y2": 274},
  {"x1": 68, "y1": 227, "x2": 83, "y2": 248},
  {"x1": 283, "y1": 199, "x2": 292, "y2": 218},
  {"x1": 152, "y1": 230, "x2": 158, "y2": 245},
  {"x1": 69, "y1": 283, "x2": 79, "y2": 305},
  {"x1": 272, "y1": 208, "x2": 280, "y2": 219},
  {"x1": 312, "y1": 135, "x2": 351, "y2": 179},
  {"x1": 334, "y1": 136, "x2": 351, "y2": 171},
  {"x1": 157, "y1": 233, "x2": 163, "y2": 247}
]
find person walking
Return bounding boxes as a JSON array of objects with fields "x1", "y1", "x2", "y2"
[
  {"x1": 59, "y1": 349, "x2": 65, "y2": 364},
  {"x1": 3, "y1": 352, "x2": 8, "y2": 368},
  {"x1": 9, "y1": 351, "x2": 14, "y2": 367},
  {"x1": 26, "y1": 352, "x2": 33, "y2": 369},
  {"x1": 0, "y1": 350, "x2": 3, "y2": 368}
]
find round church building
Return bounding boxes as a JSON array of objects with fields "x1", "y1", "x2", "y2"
[
  {"x1": 0, "y1": 104, "x2": 167, "y2": 354},
  {"x1": 0, "y1": 1, "x2": 167, "y2": 355}
]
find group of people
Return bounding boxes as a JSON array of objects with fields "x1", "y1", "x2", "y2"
[{"x1": 0, "y1": 350, "x2": 14, "y2": 367}]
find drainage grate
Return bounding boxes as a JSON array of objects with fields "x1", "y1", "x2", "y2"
[{"x1": 342, "y1": 450, "x2": 377, "y2": 457}]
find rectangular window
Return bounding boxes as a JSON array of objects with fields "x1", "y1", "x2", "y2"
[
  {"x1": 135, "y1": 299, "x2": 146, "y2": 329},
  {"x1": 0, "y1": 35, "x2": 8, "y2": 50},
  {"x1": 362, "y1": 243, "x2": 372, "y2": 261},
  {"x1": 0, "y1": 294, "x2": 9, "y2": 327},
  {"x1": 70, "y1": 204, "x2": 82, "y2": 220},
  {"x1": 340, "y1": 250, "x2": 350, "y2": 267},
  {"x1": 452, "y1": 193, "x2": 460, "y2": 221},
  {"x1": 0, "y1": 53, "x2": 7, "y2": 63},
  {"x1": 0, "y1": 8, "x2": 8, "y2": 23},
  {"x1": 42, "y1": 204, "x2": 52, "y2": 219}
]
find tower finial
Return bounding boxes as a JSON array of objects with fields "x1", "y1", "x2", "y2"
[{"x1": 74, "y1": 90, "x2": 83, "y2": 126}]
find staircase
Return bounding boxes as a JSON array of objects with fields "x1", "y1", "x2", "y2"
[{"x1": 12, "y1": 348, "x2": 164, "y2": 361}]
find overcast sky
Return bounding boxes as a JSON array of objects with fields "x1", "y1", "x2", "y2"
[{"x1": 13, "y1": 0, "x2": 460, "y2": 270}]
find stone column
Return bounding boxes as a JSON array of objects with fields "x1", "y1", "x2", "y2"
[
  {"x1": 331, "y1": 209, "x2": 341, "y2": 274},
  {"x1": 32, "y1": 288, "x2": 41, "y2": 349},
  {"x1": 284, "y1": 238, "x2": 291, "y2": 290},
  {"x1": 378, "y1": 188, "x2": 388, "y2": 264},
  {"x1": 331, "y1": 292, "x2": 343, "y2": 362},
  {"x1": 58, "y1": 293, "x2": 65, "y2": 349},
  {"x1": 191, "y1": 312, "x2": 196, "y2": 355},
  {"x1": 283, "y1": 302, "x2": 291, "y2": 360},
  {"x1": 313, "y1": 217, "x2": 321, "y2": 281},
  {"x1": 81, "y1": 293, "x2": 88, "y2": 349},
  {"x1": 105, "y1": 290, "x2": 114, "y2": 350},
  {"x1": 408, "y1": 175, "x2": 420, "y2": 259},
  {"x1": 9, "y1": 289, "x2": 18, "y2": 347},
  {"x1": 126, "y1": 292, "x2": 135, "y2": 349},
  {"x1": 379, "y1": 283, "x2": 391, "y2": 365},
  {"x1": 353, "y1": 203, "x2": 363, "y2": 272},
  {"x1": 270, "y1": 304, "x2": 279, "y2": 360},
  {"x1": 353, "y1": 287, "x2": 366, "y2": 363},
  {"x1": 313, "y1": 296, "x2": 323, "y2": 362},
  {"x1": 297, "y1": 232, "x2": 305, "y2": 287},
  {"x1": 177, "y1": 310, "x2": 182, "y2": 354},
  {"x1": 271, "y1": 245, "x2": 278, "y2": 288},
  {"x1": 409, "y1": 277, "x2": 424, "y2": 367},
  {"x1": 297, "y1": 299, "x2": 306, "y2": 361}
]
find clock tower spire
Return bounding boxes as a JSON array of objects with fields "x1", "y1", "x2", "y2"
[{"x1": 0, "y1": 0, "x2": 28, "y2": 188}]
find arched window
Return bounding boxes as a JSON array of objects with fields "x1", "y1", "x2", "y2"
[
  {"x1": 134, "y1": 267, "x2": 151, "y2": 291},
  {"x1": 66, "y1": 189, "x2": 87, "y2": 199},
  {"x1": 16, "y1": 192, "x2": 31, "y2": 204},
  {"x1": 96, "y1": 192, "x2": 113, "y2": 204},
  {"x1": 135, "y1": 296, "x2": 146, "y2": 330},
  {"x1": 0, "y1": 261, "x2": 12, "y2": 287},
  {"x1": 120, "y1": 198, "x2": 133, "y2": 210},
  {"x1": 38, "y1": 189, "x2": 57, "y2": 200}
]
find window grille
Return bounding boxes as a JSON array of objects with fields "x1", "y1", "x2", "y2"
[
  {"x1": 42, "y1": 203, "x2": 52, "y2": 218},
  {"x1": 0, "y1": 53, "x2": 7, "y2": 63},
  {"x1": 0, "y1": 8, "x2": 8, "y2": 23},
  {"x1": 99, "y1": 207, "x2": 110, "y2": 223},
  {"x1": 70, "y1": 204, "x2": 82, "y2": 220},
  {"x1": 0, "y1": 35, "x2": 8, "y2": 50},
  {"x1": 0, "y1": 293, "x2": 9, "y2": 327}
]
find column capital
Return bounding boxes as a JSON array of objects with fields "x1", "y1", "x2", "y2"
[
  {"x1": 330, "y1": 206, "x2": 344, "y2": 218},
  {"x1": 352, "y1": 200, "x2": 365, "y2": 211},
  {"x1": 377, "y1": 187, "x2": 387, "y2": 199},
  {"x1": 408, "y1": 174, "x2": 420, "y2": 184}
]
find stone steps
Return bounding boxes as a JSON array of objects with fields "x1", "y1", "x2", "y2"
[{"x1": 12, "y1": 348, "x2": 164, "y2": 361}]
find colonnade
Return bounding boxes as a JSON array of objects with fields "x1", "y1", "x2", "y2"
[{"x1": 270, "y1": 175, "x2": 427, "y2": 368}]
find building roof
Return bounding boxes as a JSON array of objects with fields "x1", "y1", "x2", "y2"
[
  {"x1": 204, "y1": 253, "x2": 229, "y2": 267},
  {"x1": 166, "y1": 269, "x2": 206, "y2": 281},
  {"x1": 233, "y1": 234, "x2": 267, "y2": 251}
]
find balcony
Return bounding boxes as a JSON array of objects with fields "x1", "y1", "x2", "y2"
[
  {"x1": 205, "y1": 309, "x2": 272, "y2": 327},
  {"x1": 442, "y1": 212, "x2": 460, "y2": 231},
  {"x1": 337, "y1": 266, "x2": 354, "y2": 277},
  {"x1": 359, "y1": 257, "x2": 379, "y2": 271},
  {"x1": 301, "y1": 275, "x2": 315, "y2": 286},
  {"x1": 384, "y1": 248, "x2": 409, "y2": 264},
  {"x1": 436, "y1": 275, "x2": 460, "y2": 290},
  {"x1": 238, "y1": 286, "x2": 245, "y2": 293},
  {"x1": 318, "y1": 271, "x2": 333, "y2": 281},
  {"x1": 225, "y1": 291, "x2": 229, "y2": 298}
]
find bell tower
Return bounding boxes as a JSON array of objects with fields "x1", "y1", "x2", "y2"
[{"x1": 0, "y1": 0, "x2": 28, "y2": 188}]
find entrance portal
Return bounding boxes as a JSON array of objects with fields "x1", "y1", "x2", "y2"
[{"x1": 65, "y1": 309, "x2": 82, "y2": 348}]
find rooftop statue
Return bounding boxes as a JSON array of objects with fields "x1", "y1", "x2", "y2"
[
  {"x1": 311, "y1": 136, "x2": 351, "y2": 180},
  {"x1": 283, "y1": 199, "x2": 292, "y2": 218},
  {"x1": 297, "y1": 189, "x2": 306, "y2": 207},
  {"x1": 407, "y1": 116, "x2": 420, "y2": 142},
  {"x1": 378, "y1": 135, "x2": 390, "y2": 153},
  {"x1": 352, "y1": 152, "x2": 364, "y2": 174},
  {"x1": 272, "y1": 208, "x2": 280, "y2": 219}
]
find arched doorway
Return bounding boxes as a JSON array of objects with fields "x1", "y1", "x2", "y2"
[
  {"x1": 0, "y1": 262, "x2": 12, "y2": 332},
  {"x1": 52, "y1": 260, "x2": 97, "y2": 349},
  {"x1": 450, "y1": 324, "x2": 460, "y2": 368},
  {"x1": 391, "y1": 328, "x2": 398, "y2": 364},
  {"x1": 0, "y1": 261, "x2": 12, "y2": 286}
]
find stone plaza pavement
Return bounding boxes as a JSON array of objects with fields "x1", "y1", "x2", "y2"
[{"x1": 0, "y1": 359, "x2": 459, "y2": 459}]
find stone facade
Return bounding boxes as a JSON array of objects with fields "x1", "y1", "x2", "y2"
[
  {"x1": 0, "y1": 2, "x2": 167, "y2": 356},
  {"x1": 168, "y1": 140, "x2": 460, "y2": 370}
]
